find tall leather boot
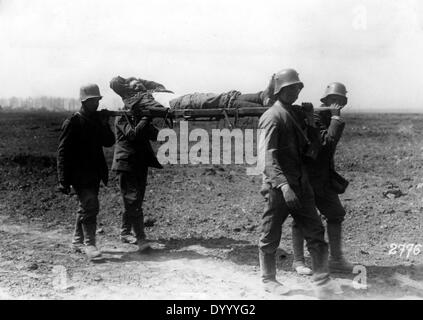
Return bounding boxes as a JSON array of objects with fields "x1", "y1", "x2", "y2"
[
  {"x1": 309, "y1": 245, "x2": 340, "y2": 299},
  {"x1": 327, "y1": 223, "x2": 354, "y2": 273},
  {"x1": 71, "y1": 216, "x2": 84, "y2": 252},
  {"x1": 120, "y1": 211, "x2": 137, "y2": 244},
  {"x1": 82, "y1": 223, "x2": 102, "y2": 259},
  {"x1": 259, "y1": 251, "x2": 290, "y2": 295},
  {"x1": 133, "y1": 213, "x2": 150, "y2": 252},
  {"x1": 292, "y1": 225, "x2": 312, "y2": 275}
]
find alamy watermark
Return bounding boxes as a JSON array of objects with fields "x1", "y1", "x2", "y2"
[
  {"x1": 52, "y1": 265, "x2": 70, "y2": 291},
  {"x1": 352, "y1": 4, "x2": 368, "y2": 30},
  {"x1": 352, "y1": 265, "x2": 367, "y2": 290},
  {"x1": 156, "y1": 121, "x2": 264, "y2": 175}
]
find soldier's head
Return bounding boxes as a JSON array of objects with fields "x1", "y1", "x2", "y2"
[
  {"x1": 129, "y1": 79, "x2": 143, "y2": 91},
  {"x1": 272, "y1": 69, "x2": 304, "y2": 105},
  {"x1": 80, "y1": 84, "x2": 102, "y2": 113},
  {"x1": 321, "y1": 82, "x2": 348, "y2": 107},
  {"x1": 279, "y1": 83, "x2": 303, "y2": 105}
]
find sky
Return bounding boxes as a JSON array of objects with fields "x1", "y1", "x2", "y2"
[{"x1": 0, "y1": 0, "x2": 422, "y2": 111}]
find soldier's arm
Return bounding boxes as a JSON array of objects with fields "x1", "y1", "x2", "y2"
[
  {"x1": 100, "y1": 121, "x2": 116, "y2": 147},
  {"x1": 57, "y1": 119, "x2": 74, "y2": 187},
  {"x1": 138, "y1": 79, "x2": 166, "y2": 91},
  {"x1": 259, "y1": 115, "x2": 289, "y2": 188},
  {"x1": 317, "y1": 112, "x2": 345, "y2": 149},
  {"x1": 115, "y1": 116, "x2": 152, "y2": 142}
]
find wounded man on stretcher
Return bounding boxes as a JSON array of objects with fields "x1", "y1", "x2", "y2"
[{"x1": 109, "y1": 76, "x2": 270, "y2": 115}]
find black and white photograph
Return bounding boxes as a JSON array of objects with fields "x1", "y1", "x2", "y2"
[{"x1": 0, "y1": 0, "x2": 422, "y2": 305}]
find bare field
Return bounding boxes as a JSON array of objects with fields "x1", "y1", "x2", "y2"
[{"x1": 0, "y1": 111, "x2": 423, "y2": 299}]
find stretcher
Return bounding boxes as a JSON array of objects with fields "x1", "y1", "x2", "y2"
[
  {"x1": 100, "y1": 103, "x2": 333, "y2": 130},
  {"x1": 101, "y1": 106, "x2": 269, "y2": 129}
]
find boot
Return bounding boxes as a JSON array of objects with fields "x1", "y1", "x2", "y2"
[
  {"x1": 120, "y1": 234, "x2": 138, "y2": 244},
  {"x1": 133, "y1": 215, "x2": 150, "y2": 252},
  {"x1": 82, "y1": 223, "x2": 102, "y2": 259},
  {"x1": 309, "y1": 244, "x2": 330, "y2": 285},
  {"x1": 293, "y1": 261, "x2": 313, "y2": 276},
  {"x1": 132, "y1": 213, "x2": 146, "y2": 240},
  {"x1": 327, "y1": 223, "x2": 354, "y2": 273},
  {"x1": 314, "y1": 278, "x2": 343, "y2": 300},
  {"x1": 71, "y1": 216, "x2": 84, "y2": 252},
  {"x1": 120, "y1": 212, "x2": 137, "y2": 244},
  {"x1": 136, "y1": 239, "x2": 151, "y2": 252},
  {"x1": 84, "y1": 245, "x2": 102, "y2": 259},
  {"x1": 292, "y1": 226, "x2": 312, "y2": 276},
  {"x1": 259, "y1": 251, "x2": 290, "y2": 295},
  {"x1": 309, "y1": 245, "x2": 338, "y2": 299}
]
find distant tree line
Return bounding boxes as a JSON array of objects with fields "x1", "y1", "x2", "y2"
[{"x1": 0, "y1": 96, "x2": 80, "y2": 112}]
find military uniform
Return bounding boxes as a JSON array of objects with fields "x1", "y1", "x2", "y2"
[
  {"x1": 57, "y1": 110, "x2": 115, "y2": 248},
  {"x1": 292, "y1": 83, "x2": 353, "y2": 274},
  {"x1": 259, "y1": 100, "x2": 330, "y2": 286},
  {"x1": 306, "y1": 109, "x2": 346, "y2": 222},
  {"x1": 112, "y1": 112, "x2": 162, "y2": 244}
]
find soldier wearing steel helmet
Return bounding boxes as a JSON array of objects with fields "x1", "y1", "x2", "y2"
[
  {"x1": 111, "y1": 100, "x2": 163, "y2": 252},
  {"x1": 57, "y1": 84, "x2": 115, "y2": 260},
  {"x1": 291, "y1": 82, "x2": 354, "y2": 275},
  {"x1": 258, "y1": 69, "x2": 336, "y2": 297}
]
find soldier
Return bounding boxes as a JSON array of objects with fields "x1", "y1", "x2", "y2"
[
  {"x1": 292, "y1": 82, "x2": 354, "y2": 275},
  {"x1": 110, "y1": 75, "x2": 171, "y2": 111},
  {"x1": 57, "y1": 84, "x2": 115, "y2": 259},
  {"x1": 258, "y1": 69, "x2": 335, "y2": 297},
  {"x1": 111, "y1": 80, "x2": 163, "y2": 252}
]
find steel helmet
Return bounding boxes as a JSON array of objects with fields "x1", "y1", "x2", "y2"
[
  {"x1": 321, "y1": 82, "x2": 348, "y2": 104},
  {"x1": 273, "y1": 69, "x2": 304, "y2": 95},
  {"x1": 80, "y1": 84, "x2": 103, "y2": 102}
]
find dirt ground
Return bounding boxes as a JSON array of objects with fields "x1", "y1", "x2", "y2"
[{"x1": 0, "y1": 111, "x2": 423, "y2": 300}]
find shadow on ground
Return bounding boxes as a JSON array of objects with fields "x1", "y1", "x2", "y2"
[{"x1": 98, "y1": 236, "x2": 308, "y2": 273}]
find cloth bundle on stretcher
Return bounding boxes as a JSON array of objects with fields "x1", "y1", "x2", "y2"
[
  {"x1": 168, "y1": 91, "x2": 265, "y2": 110},
  {"x1": 109, "y1": 76, "x2": 269, "y2": 116}
]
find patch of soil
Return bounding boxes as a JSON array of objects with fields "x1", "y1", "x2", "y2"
[{"x1": 1, "y1": 112, "x2": 423, "y2": 299}]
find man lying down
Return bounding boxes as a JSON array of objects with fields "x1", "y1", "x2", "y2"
[{"x1": 109, "y1": 75, "x2": 270, "y2": 112}]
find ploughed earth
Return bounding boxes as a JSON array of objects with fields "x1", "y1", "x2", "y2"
[{"x1": 0, "y1": 111, "x2": 422, "y2": 299}]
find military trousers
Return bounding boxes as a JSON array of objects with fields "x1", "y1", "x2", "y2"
[
  {"x1": 73, "y1": 183, "x2": 100, "y2": 226},
  {"x1": 259, "y1": 180, "x2": 330, "y2": 284},
  {"x1": 118, "y1": 168, "x2": 148, "y2": 239},
  {"x1": 293, "y1": 185, "x2": 346, "y2": 228}
]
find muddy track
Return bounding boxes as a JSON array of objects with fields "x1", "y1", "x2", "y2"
[{"x1": 0, "y1": 215, "x2": 422, "y2": 300}]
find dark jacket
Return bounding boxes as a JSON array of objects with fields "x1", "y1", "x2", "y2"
[
  {"x1": 112, "y1": 114, "x2": 163, "y2": 172},
  {"x1": 259, "y1": 101, "x2": 319, "y2": 190},
  {"x1": 305, "y1": 108, "x2": 345, "y2": 187},
  {"x1": 57, "y1": 111, "x2": 115, "y2": 187}
]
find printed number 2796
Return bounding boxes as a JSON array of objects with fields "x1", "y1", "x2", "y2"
[{"x1": 389, "y1": 244, "x2": 421, "y2": 259}]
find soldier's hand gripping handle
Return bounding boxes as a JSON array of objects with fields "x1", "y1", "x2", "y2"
[
  {"x1": 281, "y1": 184, "x2": 301, "y2": 210},
  {"x1": 329, "y1": 103, "x2": 343, "y2": 117}
]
